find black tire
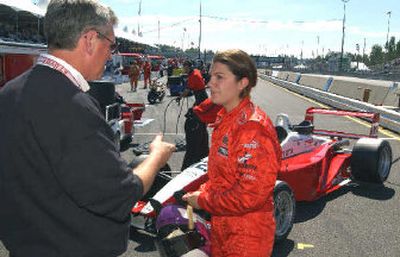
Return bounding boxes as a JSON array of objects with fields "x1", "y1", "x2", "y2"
[
  {"x1": 351, "y1": 138, "x2": 392, "y2": 183},
  {"x1": 148, "y1": 91, "x2": 158, "y2": 104},
  {"x1": 274, "y1": 180, "x2": 295, "y2": 243}
]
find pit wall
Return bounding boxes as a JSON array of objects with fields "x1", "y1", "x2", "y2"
[{"x1": 264, "y1": 69, "x2": 399, "y2": 107}]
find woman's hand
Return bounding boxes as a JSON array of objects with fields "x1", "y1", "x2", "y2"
[{"x1": 182, "y1": 191, "x2": 202, "y2": 209}]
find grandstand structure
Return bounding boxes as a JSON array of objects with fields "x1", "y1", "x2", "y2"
[
  {"x1": 0, "y1": 0, "x2": 46, "y2": 87},
  {"x1": 0, "y1": 0, "x2": 158, "y2": 87}
]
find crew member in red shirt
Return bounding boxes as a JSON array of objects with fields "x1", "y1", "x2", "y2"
[
  {"x1": 183, "y1": 49, "x2": 281, "y2": 257},
  {"x1": 180, "y1": 60, "x2": 209, "y2": 170},
  {"x1": 143, "y1": 60, "x2": 152, "y2": 89},
  {"x1": 181, "y1": 60, "x2": 208, "y2": 105},
  {"x1": 128, "y1": 61, "x2": 140, "y2": 91}
]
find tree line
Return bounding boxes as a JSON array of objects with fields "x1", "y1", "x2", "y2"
[{"x1": 352, "y1": 36, "x2": 400, "y2": 66}]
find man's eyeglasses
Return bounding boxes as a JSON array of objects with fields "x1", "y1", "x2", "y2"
[{"x1": 96, "y1": 31, "x2": 118, "y2": 54}]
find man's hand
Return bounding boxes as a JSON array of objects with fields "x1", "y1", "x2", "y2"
[
  {"x1": 182, "y1": 191, "x2": 202, "y2": 209},
  {"x1": 149, "y1": 134, "x2": 176, "y2": 167},
  {"x1": 134, "y1": 134, "x2": 175, "y2": 194}
]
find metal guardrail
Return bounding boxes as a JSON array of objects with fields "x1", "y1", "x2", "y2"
[{"x1": 259, "y1": 74, "x2": 400, "y2": 134}]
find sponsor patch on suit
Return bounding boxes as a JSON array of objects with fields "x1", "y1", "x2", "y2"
[{"x1": 218, "y1": 146, "x2": 228, "y2": 157}]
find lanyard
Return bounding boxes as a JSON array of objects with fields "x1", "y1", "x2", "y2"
[{"x1": 36, "y1": 54, "x2": 89, "y2": 91}]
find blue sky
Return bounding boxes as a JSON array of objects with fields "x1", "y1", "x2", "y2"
[{"x1": 44, "y1": 0, "x2": 400, "y2": 57}]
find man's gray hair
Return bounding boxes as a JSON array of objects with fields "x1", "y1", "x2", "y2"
[{"x1": 44, "y1": 0, "x2": 118, "y2": 50}]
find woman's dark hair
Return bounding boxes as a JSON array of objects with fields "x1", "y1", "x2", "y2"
[{"x1": 212, "y1": 49, "x2": 257, "y2": 98}]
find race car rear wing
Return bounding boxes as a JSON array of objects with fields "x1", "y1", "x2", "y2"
[{"x1": 304, "y1": 107, "x2": 379, "y2": 139}]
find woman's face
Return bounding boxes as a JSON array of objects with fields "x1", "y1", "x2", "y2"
[{"x1": 208, "y1": 62, "x2": 248, "y2": 112}]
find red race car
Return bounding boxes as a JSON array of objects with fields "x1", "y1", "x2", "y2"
[{"x1": 132, "y1": 107, "x2": 393, "y2": 256}]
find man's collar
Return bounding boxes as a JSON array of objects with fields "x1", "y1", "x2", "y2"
[{"x1": 36, "y1": 54, "x2": 90, "y2": 92}]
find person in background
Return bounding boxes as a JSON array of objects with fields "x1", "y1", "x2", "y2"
[
  {"x1": 167, "y1": 58, "x2": 175, "y2": 76},
  {"x1": 183, "y1": 49, "x2": 281, "y2": 257},
  {"x1": 113, "y1": 61, "x2": 123, "y2": 76},
  {"x1": 181, "y1": 60, "x2": 208, "y2": 105},
  {"x1": 129, "y1": 60, "x2": 140, "y2": 91},
  {"x1": 0, "y1": 1, "x2": 175, "y2": 257},
  {"x1": 159, "y1": 59, "x2": 167, "y2": 77},
  {"x1": 106, "y1": 61, "x2": 122, "y2": 84},
  {"x1": 180, "y1": 60, "x2": 209, "y2": 170},
  {"x1": 143, "y1": 59, "x2": 152, "y2": 89},
  {"x1": 202, "y1": 62, "x2": 211, "y2": 85}
]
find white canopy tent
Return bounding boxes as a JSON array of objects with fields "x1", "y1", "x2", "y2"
[
  {"x1": 294, "y1": 64, "x2": 308, "y2": 70},
  {"x1": 350, "y1": 62, "x2": 370, "y2": 71}
]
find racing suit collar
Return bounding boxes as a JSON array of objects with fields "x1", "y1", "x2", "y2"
[{"x1": 214, "y1": 97, "x2": 251, "y2": 126}]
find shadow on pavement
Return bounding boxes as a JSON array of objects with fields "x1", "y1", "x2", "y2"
[
  {"x1": 294, "y1": 181, "x2": 395, "y2": 223},
  {"x1": 391, "y1": 155, "x2": 400, "y2": 165},
  {"x1": 349, "y1": 182, "x2": 395, "y2": 200},
  {"x1": 293, "y1": 185, "x2": 352, "y2": 223}
]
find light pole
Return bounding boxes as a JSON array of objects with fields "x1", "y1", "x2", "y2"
[
  {"x1": 340, "y1": 0, "x2": 350, "y2": 72},
  {"x1": 356, "y1": 43, "x2": 360, "y2": 70},
  {"x1": 198, "y1": 0, "x2": 202, "y2": 60},
  {"x1": 300, "y1": 40, "x2": 304, "y2": 64},
  {"x1": 181, "y1": 27, "x2": 186, "y2": 51},
  {"x1": 137, "y1": 0, "x2": 142, "y2": 37},
  {"x1": 157, "y1": 19, "x2": 160, "y2": 45},
  {"x1": 362, "y1": 37, "x2": 366, "y2": 63},
  {"x1": 386, "y1": 11, "x2": 392, "y2": 50}
]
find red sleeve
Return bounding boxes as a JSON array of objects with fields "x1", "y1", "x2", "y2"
[
  {"x1": 198, "y1": 122, "x2": 280, "y2": 216},
  {"x1": 188, "y1": 70, "x2": 205, "y2": 91},
  {"x1": 193, "y1": 98, "x2": 222, "y2": 124}
]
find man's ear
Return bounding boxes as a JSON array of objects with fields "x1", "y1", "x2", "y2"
[{"x1": 80, "y1": 30, "x2": 97, "y2": 56}]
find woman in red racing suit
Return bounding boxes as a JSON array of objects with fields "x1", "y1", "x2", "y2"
[{"x1": 183, "y1": 49, "x2": 281, "y2": 257}]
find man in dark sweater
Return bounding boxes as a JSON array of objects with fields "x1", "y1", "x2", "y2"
[{"x1": 0, "y1": 1, "x2": 175, "y2": 257}]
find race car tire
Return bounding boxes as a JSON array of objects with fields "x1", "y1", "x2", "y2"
[
  {"x1": 274, "y1": 180, "x2": 296, "y2": 243},
  {"x1": 351, "y1": 138, "x2": 392, "y2": 183},
  {"x1": 148, "y1": 91, "x2": 158, "y2": 104}
]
